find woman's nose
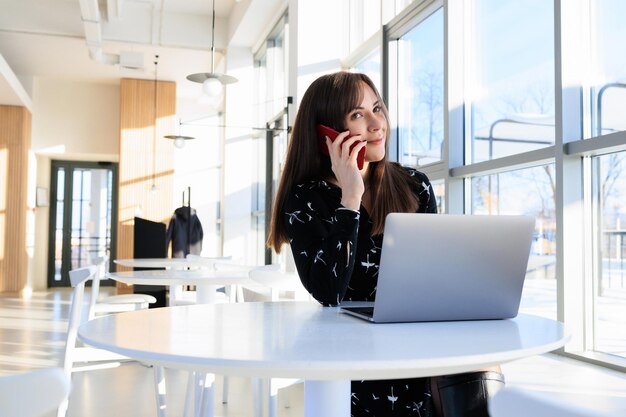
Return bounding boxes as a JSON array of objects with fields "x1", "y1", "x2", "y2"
[{"x1": 368, "y1": 116, "x2": 383, "y2": 132}]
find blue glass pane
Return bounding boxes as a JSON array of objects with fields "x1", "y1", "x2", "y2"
[
  {"x1": 397, "y1": 8, "x2": 444, "y2": 166},
  {"x1": 471, "y1": 164, "x2": 557, "y2": 320},
  {"x1": 470, "y1": 0, "x2": 555, "y2": 162}
]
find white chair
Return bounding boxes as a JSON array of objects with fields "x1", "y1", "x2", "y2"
[
  {"x1": 0, "y1": 368, "x2": 70, "y2": 417},
  {"x1": 248, "y1": 265, "x2": 306, "y2": 417},
  {"x1": 87, "y1": 256, "x2": 156, "y2": 320},
  {"x1": 212, "y1": 259, "x2": 257, "y2": 303},
  {"x1": 490, "y1": 387, "x2": 617, "y2": 417},
  {"x1": 58, "y1": 265, "x2": 166, "y2": 417},
  {"x1": 248, "y1": 264, "x2": 309, "y2": 302}
]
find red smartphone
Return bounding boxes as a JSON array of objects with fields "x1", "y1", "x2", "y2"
[{"x1": 316, "y1": 124, "x2": 366, "y2": 170}]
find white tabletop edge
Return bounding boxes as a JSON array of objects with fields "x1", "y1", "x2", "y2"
[{"x1": 77, "y1": 304, "x2": 569, "y2": 381}]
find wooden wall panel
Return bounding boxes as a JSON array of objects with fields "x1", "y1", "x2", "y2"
[
  {"x1": 117, "y1": 79, "x2": 176, "y2": 277},
  {"x1": 0, "y1": 106, "x2": 31, "y2": 293}
]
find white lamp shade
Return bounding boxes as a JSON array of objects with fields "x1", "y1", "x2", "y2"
[
  {"x1": 174, "y1": 137, "x2": 186, "y2": 148},
  {"x1": 202, "y1": 77, "x2": 222, "y2": 97}
]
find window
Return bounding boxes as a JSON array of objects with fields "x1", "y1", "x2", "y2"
[
  {"x1": 349, "y1": 0, "x2": 382, "y2": 52},
  {"x1": 469, "y1": 0, "x2": 555, "y2": 162},
  {"x1": 398, "y1": 8, "x2": 444, "y2": 166},
  {"x1": 254, "y1": 16, "x2": 289, "y2": 264},
  {"x1": 354, "y1": 48, "x2": 382, "y2": 94},
  {"x1": 590, "y1": 1, "x2": 626, "y2": 137},
  {"x1": 382, "y1": 0, "x2": 417, "y2": 24},
  {"x1": 471, "y1": 165, "x2": 557, "y2": 319},
  {"x1": 388, "y1": 5, "x2": 444, "y2": 167},
  {"x1": 372, "y1": 0, "x2": 626, "y2": 370},
  {"x1": 431, "y1": 179, "x2": 445, "y2": 214},
  {"x1": 591, "y1": 151, "x2": 626, "y2": 358}
]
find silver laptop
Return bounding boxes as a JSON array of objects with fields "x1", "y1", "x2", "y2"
[{"x1": 340, "y1": 213, "x2": 535, "y2": 323}]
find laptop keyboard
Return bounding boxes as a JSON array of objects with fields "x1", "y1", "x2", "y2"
[{"x1": 343, "y1": 306, "x2": 374, "y2": 318}]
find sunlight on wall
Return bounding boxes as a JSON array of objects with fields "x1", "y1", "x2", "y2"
[
  {"x1": 0, "y1": 148, "x2": 6, "y2": 259},
  {"x1": 26, "y1": 151, "x2": 36, "y2": 261},
  {"x1": 0, "y1": 149, "x2": 5, "y2": 208},
  {"x1": 0, "y1": 215, "x2": 3, "y2": 261},
  {"x1": 35, "y1": 145, "x2": 66, "y2": 155},
  {"x1": 117, "y1": 78, "x2": 176, "y2": 264},
  {"x1": 119, "y1": 122, "x2": 175, "y2": 221}
]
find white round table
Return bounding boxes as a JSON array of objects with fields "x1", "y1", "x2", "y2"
[
  {"x1": 114, "y1": 258, "x2": 205, "y2": 268},
  {"x1": 78, "y1": 302, "x2": 569, "y2": 417},
  {"x1": 107, "y1": 270, "x2": 252, "y2": 304}
]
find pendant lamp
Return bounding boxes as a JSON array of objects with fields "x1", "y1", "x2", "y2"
[
  {"x1": 186, "y1": 0, "x2": 237, "y2": 96},
  {"x1": 164, "y1": 119, "x2": 195, "y2": 148},
  {"x1": 150, "y1": 55, "x2": 159, "y2": 192}
]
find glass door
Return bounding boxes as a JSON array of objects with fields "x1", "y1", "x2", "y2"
[{"x1": 47, "y1": 160, "x2": 118, "y2": 287}]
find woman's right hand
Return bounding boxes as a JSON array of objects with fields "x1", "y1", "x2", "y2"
[{"x1": 326, "y1": 131, "x2": 367, "y2": 210}]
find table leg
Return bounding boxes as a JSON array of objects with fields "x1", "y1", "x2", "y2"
[
  {"x1": 153, "y1": 365, "x2": 167, "y2": 417},
  {"x1": 304, "y1": 380, "x2": 350, "y2": 417},
  {"x1": 169, "y1": 285, "x2": 184, "y2": 306},
  {"x1": 196, "y1": 374, "x2": 215, "y2": 417},
  {"x1": 197, "y1": 285, "x2": 219, "y2": 304},
  {"x1": 222, "y1": 374, "x2": 229, "y2": 404},
  {"x1": 183, "y1": 372, "x2": 195, "y2": 417},
  {"x1": 182, "y1": 372, "x2": 216, "y2": 417},
  {"x1": 197, "y1": 372, "x2": 215, "y2": 417},
  {"x1": 251, "y1": 377, "x2": 264, "y2": 417}
]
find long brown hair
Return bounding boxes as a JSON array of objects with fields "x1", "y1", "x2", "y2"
[{"x1": 267, "y1": 72, "x2": 419, "y2": 252}]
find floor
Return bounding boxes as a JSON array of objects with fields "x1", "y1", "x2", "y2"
[{"x1": 2, "y1": 289, "x2": 626, "y2": 417}]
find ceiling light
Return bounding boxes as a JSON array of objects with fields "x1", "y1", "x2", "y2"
[
  {"x1": 164, "y1": 134, "x2": 195, "y2": 149},
  {"x1": 164, "y1": 118, "x2": 196, "y2": 148},
  {"x1": 150, "y1": 55, "x2": 159, "y2": 192},
  {"x1": 186, "y1": 0, "x2": 237, "y2": 95},
  {"x1": 202, "y1": 77, "x2": 223, "y2": 97}
]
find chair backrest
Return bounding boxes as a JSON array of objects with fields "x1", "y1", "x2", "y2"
[
  {"x1": 66, "y1": 265, "x2": 98, "y2": 331},
  {"x1": 0, "y1": 368, "x2": 70, "y2": 417},
  {"x1": 68, "y1": 265, "x2": 98, "y2": 289},
  {"x1": 64, "y1": 266, "x2": 99, "y2": 375},
  {"x1": 87, "y1": 257, "x2": 109, "y2": 320}
]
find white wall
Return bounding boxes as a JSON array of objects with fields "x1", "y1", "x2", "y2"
[
  {"x1": 222, "y1": 46, "x2": 255, "y2": 264},
  {"x1": 32, "y1": 79, "x2": 120, "y2": 157}
]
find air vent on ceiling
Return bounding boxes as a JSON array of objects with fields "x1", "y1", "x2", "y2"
[{"x1": 119, "y1": 51, "x2": 144, "y2": 70}]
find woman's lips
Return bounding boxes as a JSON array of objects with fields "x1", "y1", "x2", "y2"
[{"x1": 364, "y1": 137, "x2": 384, "y2": 144}]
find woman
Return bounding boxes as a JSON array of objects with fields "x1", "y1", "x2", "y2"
[{"x1": 267, "y1": 71, "x2": 504, "y2": 417}]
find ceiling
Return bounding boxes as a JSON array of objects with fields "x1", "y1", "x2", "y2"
[{"x1": 0, "y1": 0, "x2": 284, "y2": 108}]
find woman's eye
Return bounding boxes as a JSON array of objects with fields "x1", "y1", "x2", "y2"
[
  {"x1": 373, "y1": 105, "x2": 382, "y2": 113},
  {"x1": 350, "y1": 112, "x2": 363, "y2": 120}
]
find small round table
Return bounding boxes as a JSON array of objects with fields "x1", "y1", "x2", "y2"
[{"x1": 107, "y1": 270, "x2": 251, "y2": 304}]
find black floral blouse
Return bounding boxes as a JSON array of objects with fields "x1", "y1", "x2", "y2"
[{"x1": 284, "y1": 165, "x2": 437, "y2": 416}]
